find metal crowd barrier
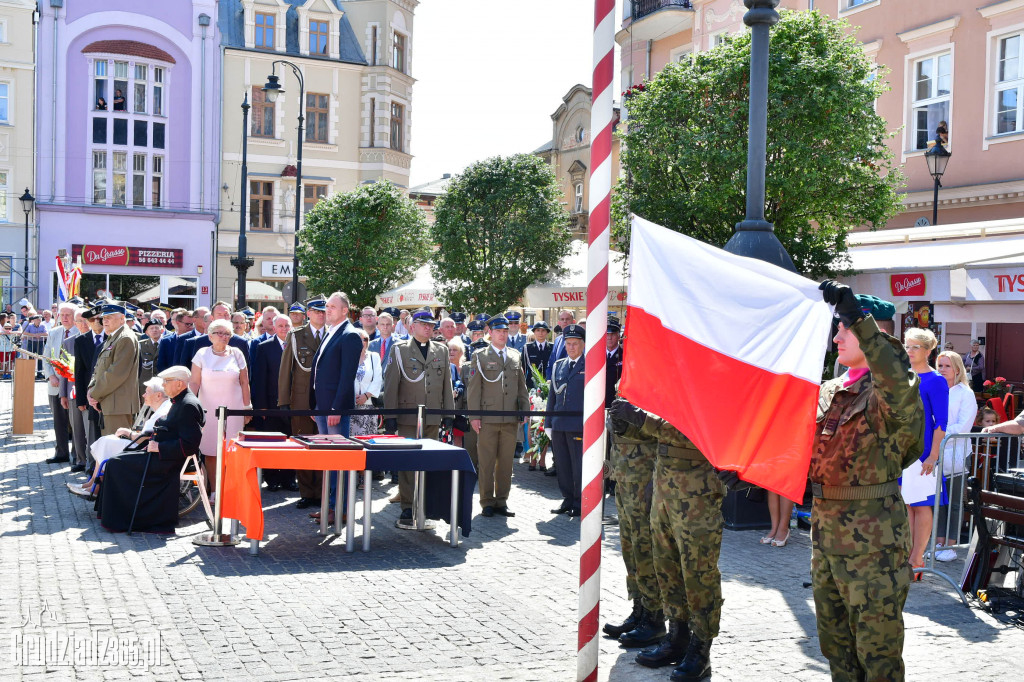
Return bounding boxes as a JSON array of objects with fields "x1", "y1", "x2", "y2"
[{"x1": 921, "y1": 431, "x2": 1023, "y2": 605}]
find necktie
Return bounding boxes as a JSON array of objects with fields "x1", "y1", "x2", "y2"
[
  {"x1": 95, "y1": 334, "x2": 103, "y2": 349},
  {"x1": 63, "y1": 328, "x2": 69, "y2": 340},
  {"x1": 569, "y1": 360, "x2": 576, "y2": 374},
  {"x1": 499, "y1": 350, "x2": 505, "y2": 364},
  {"x1": 380, "y1": 338, "x2": 387, "y2": 361}
]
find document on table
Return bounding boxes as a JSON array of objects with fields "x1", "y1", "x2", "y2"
[{"x1": 900, "y1": 460, "x2": 938, "y2": 505}]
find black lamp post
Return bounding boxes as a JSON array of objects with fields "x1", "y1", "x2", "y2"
[
  {"x1": 722, "y1": 0, "x2": 796, "y2": 274},
  {"x1": 19, "y1": 188, "x2": 34, "y2": 301},
  {"x1": 924, "y1": 143, "x2": 951, "y2": 227},
  {"x1": 263, "y1": 62, "x2": 304, "y2": 305},
  {"x1": 230, "y1": 95, "x2": 254, "y2": 309}
]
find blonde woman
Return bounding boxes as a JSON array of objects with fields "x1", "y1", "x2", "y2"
[
  {"x1": 900, "y1": 327, "x2": 948, "y2": 574},
  {"x1": 933, "y1": 350, "x2": 977, "y2": 558}
]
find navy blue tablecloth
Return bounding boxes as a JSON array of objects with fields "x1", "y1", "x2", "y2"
[{"x1": 364, "y1": 441, "x2": 477, "y2": 537}]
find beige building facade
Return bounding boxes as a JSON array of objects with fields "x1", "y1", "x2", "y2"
[{"x1": 217, "y1": 0, "x2": 416, "y2": 306}]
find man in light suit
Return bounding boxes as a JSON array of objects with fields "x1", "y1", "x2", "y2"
[
  {"x1": 546, "y1": 309, "x2": 577, "y2": 379},
  {"x1": 43, "y1": 302, "x2": 81, "y2": 465},
  {"x1": 547, "y1": 324, "x2": 586, "y2": 517},
  {"x1": 308, "y1": 291, "x2": 361, "y2": 437},
  {"x1": 60, "y1": 309, "x2": 91, "y2": 470},
  {"x1": 87, "y1": 303, "x2": 141, "y2": 436}
]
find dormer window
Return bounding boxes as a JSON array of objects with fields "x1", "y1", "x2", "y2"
[
  {"x1": 393, "y1": 33, "x2": 406, "y2": 73},
  {"x1": 255, "y1": 12, "x2": 275, "y2": 48},
  {"x1": 310, "y1": 20, "x2": 328, "y2": 55}
]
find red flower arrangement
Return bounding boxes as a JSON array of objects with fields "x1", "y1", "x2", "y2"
[
  {"x1": 983, "y1": 377, "x2": 1010, "y2": 398},
  {"x1": 49, "y1": 349, "x2": 75, "y2": 382},
  {"x1": 622, "y1": 82, "x2": 647, "y2": 99}
]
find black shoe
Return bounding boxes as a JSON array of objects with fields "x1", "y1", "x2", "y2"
[
  {"x1": 528, "y1": 465, "x2": 537, "y2": 471},
  {"x1": 494, "y1": 507, "x2": 515, "y2": 517},
  {"x1": 551, "y1": 503, "x2": 571, "y2": 515},
  {"x1": 670, "y1": 635, "x2": 711, "y2": 681},
  {"x1": 567, "y1": 508, "x2": 581, "y2": 518},
  {"x1": 544, "y1": 468, "x2": 558, "y2": 477},
  {"x1": 481, "y1": 506, "x2": 494, "y2": 517},
  {"x1": 265, "y1": 483, "x2": 281, "y2": 492},
  {"x1": 70, "y1": 464, "x2": 85, "y2": 473},
  {"x1": 45, "y1": 456, "x2": 70, "y2": 464},
  {"x1": 619, "y1": 608, "x2": 666, "y2": 649},
  {"x1": 399, "y1": 508, "x2": 413, "y2": 521},
  {"x1": 604, "y1": 600, "x2": 642, "y2": 639},
  {"x1": 636, "y1": 620, "x2": 690, "y2": 668},
  {"x1": 295, "y1": 497, "x2": 318, "y2": 509}
]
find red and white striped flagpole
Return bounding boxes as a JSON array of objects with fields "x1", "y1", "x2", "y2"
[{"x1": 578, "y1": 1, "x2": 614, "y2": 680}]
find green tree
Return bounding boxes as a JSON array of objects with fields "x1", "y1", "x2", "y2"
[
  {"x1": 297, "y1": 179, "x2": 431, "y2": 308},
  {"x1": 613, "y1": 10, "x2": 904, "y2": 277},
  {"x1": 431, "y1": 154, "x2": 572, "y2": 313}
]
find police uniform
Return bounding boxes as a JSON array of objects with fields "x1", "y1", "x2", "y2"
[
  {"x1": 504, "y1": 311, "x2": 526, "y2": 354},
  {"x1": 381, "y1": 309, "x2": 455, "y2": 519},
  {"x1": 288, "y1": 301, "x2": 307, "y2": 327},
  {"x1": 278, "y1": 298, "x2": 327, "y2": 505},
  {"x1": 464, "y1": 320, "x2": 486, "y2": 358},
  {"x1": 524, "y1": 321, "x2": 553, "y2": 387},
  {"x1": 605, "y1": 320, "x2": 623, "y2": 407},
  {"x1": 811, "y1": 287, "x2": 924, "y2": 682},
  {"x1": 465, "y1": 316, "x2": 529, "y2": 516},
  {"x1": 546, "y1": 325, "x2": 586, "y2": 515}
]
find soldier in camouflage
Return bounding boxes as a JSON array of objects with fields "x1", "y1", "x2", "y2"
[
  {"x1": 813, "y1": 281, "x2": 925, "y2": 682},
  {"x1": 610, "y1": 399, "x2": 727, "y2": 682}
]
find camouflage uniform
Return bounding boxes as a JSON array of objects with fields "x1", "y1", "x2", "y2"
[
  {"x1": 811, "y1": 315, "x2": 924, "y2": 682},
  {"x1": 640, "y1": 414, "x2": 725, "y2": 642},
  {"x1": 609, "y1": 425, "x2": 660, "y2": 612}
]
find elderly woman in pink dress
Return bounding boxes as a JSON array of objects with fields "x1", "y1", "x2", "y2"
[{"x1": 190, "y1": 319, "x2": 251, "y2": 491}]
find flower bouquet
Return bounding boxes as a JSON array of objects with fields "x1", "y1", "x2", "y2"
[
  {"x1": 983, "y1": 377, "x2": 1010, "y2": 399},
  {"x1": 50, "y1": 348, "x2": 75, "y2": 382}
]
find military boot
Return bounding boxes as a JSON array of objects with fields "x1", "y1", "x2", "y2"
[
  {"x1": 670, "y1": 635, "x2": 712, "y2": 681},
  {"x1": 635, "y1": 619, "x2": 690, "y2": 668},
  {"x1": 617, "y1": 607, "x2": 666, "y2": 648},
  {"x1": 602, "y1": 599, "x2": 641, "y2": 639}
]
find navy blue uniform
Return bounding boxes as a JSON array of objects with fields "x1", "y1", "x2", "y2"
[{"x1": 547, "y1": 355, "x2": 586, "y2": 512}]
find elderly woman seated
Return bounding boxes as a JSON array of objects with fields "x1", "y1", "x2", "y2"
[
  {"x1": 68, "y1": 377, "x2": 173, "y2": 498},
  {"x1": 92, "y1": 366, "x2": 205, "y2": 533}
]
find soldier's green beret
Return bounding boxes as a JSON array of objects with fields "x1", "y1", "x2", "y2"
[{"x1": 855, "y1": 294, "x2": 895, "y2": 322}]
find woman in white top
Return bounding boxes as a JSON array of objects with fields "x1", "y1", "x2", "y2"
[
  {"x1": 350, "y1": 328, "x2": 383, "y2": 437},
  {"x1": 934, "y1": 350, "x2": 978, "y2": 557},
  {"x1": 190, "y1": 319, "x2": 251, "y2": 490}
]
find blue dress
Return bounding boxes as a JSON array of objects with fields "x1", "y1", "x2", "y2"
[{"x1": 909, "y1": 370, "x2": 949, "y2": 507}]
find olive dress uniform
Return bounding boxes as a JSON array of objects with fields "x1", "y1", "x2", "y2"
[
  {"x1": 88, "y1": 324, "x2": 141, "y2": 435},
  {"x1": 381, "y1": 337, "x2": 455, "y2": 512},
  {"x1": 466, "y1": 343, "x2": 529, "y2": 513},
  {"x1": 278, "y1": 323, "x2": 325, "y2": 500},
  {"x1": 810, "y1": 314, "x2": 924, "y2": 682}
]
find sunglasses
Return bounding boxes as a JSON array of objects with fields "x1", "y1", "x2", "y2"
[{"x1": 903, "y1": 344, "x2": 924, "y2": 351}]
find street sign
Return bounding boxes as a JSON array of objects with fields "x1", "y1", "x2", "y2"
[
  {"x1": 261, "y1": 261, "x2": 294, "y2": 278},
  {"x1": 282, "y1": 281, "x2": 306, "y2": 303}
]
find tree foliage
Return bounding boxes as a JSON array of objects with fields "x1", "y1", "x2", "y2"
[
  {"x1": 430, "y1": 154, "x2": 572, "y2": 312},
  {"x1": 613, "y1": 10, "x2": 905, "y2": 277},
  {"x1": 297, "y1": 180, "x2": 430, "y2": 308}
]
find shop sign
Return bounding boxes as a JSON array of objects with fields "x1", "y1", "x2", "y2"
[
  {"x1": 890, "y1": 273, "x2": 926, "y2": 297},
  {"x1": 72, "y1": 244, "x2": 182, "y2": 268},
  {"x1": 261, "y1": 261, "x2": 294, "y2": 278}
]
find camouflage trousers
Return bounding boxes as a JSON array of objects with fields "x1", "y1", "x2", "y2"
[
  {"x1": 811, "y1": 546, "x2": 910, "y2": 682},
  {"x1": 612, "y1": 442, "x2": 658, "y2": 610},
  {"x1": 650, "y1": 456, "x2": 725, "y2": 640}
]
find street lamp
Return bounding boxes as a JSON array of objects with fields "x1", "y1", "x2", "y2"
[
  {"x1": 19, "y1": 188, "x2": 33, "y2": 302},
  {"x1": 722, "y1": 0, "x2": 796, "y2": 274},
  {"x1": 924, "y1": 143, "x2": 951, "y2": 227},
  {"x1": 263, "y1": 62, "x2": 304, "y2": 304},
  {"x1": 230, "y1": 95, "x2": 254, "y2": 309}
]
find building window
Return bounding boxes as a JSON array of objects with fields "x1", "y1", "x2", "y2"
[
  {"x1": 132, "y1": 154, "x2": 146, "y2": 207},
  {"x1": 252, "y1": 86, "x2": 274, "y2": 138},
  {"x1": 152, "y1": 156, "x2": 163, "y2": 207},
  {"x1": 574, "y1": 183, "x2": 584, "y2": 214},
  {"x1": 847, "y1": 0, "x2": 873, "y2": 7},
  {"x1": 0, "y1": 84, "x2": 8, "y2": 123},
  {"x1": 574, "y1": 126, "x2": 585, "y2": 144},
  {"x1": 153, "y1": 122, "x2": 165, "y2": 149},
  {"x1": 255, "y1": 12, "x2": 275, "y2": 49},
  {"x1": 250, "y1": 181, "x2": 273, "y2": 230},
  {"x1": 310, "y1": 20, "x2": 329, "y2": 55},
  {"x1": 113, "y1": 118, "x2": 128, "y2": 145},
  {"x1": 153, "y1": 68, "x2": 164, "y2": 116},
  {"x1": 390, "y1": 102, "x2": 404, "y2": 152},
  {"x1": 370, "y1": 25, "x2": 378, "y2": 65},
  {"x1": 996, "y1": 34, "x2": 1023, "y2": 135},
  {"x1": 133, "y1": 120, "x2": 147, "y2": 147},
  {"x1": 911, "y1": 53, "x2": 952, "y2": 150},
  {"x1": 393, "y1": 33, "x2": 406, "y2": 73},
  {"x1": 0, "y1": 170, "x2": 8, "y2": 221},
  {"x1": 306, "y1": 93, "x2": 329, "y2": 143},
  {"x1": 92, "y1": 152, "x2": 107, "y2": 205},
  {"x1": 369, "y1": 98, "x2": 376, "y2": 146},
  {"x1": 133, "y1": 64, "x2": 147, "y2": 113},
  {"x1": 303, "y1": 185, "x2": 327, "y2": 215},
  {"x1": 113, "y1": 61, "x2": 128, "y2": 111},
  {"x1": 112, "y1": 152, "x2": 127, "y2": 206},
  {"x1": 92, "y1": 118, "x2": 107, "y2": 144},
  {"x1": 94, "y1": 61, "x2": 108, "y2": 109}
]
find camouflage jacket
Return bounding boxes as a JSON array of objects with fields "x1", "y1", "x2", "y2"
[
  {"x1": 639, "y1": 414, "x2": 704, "y2": 458},
  {"x1": 609, "y1": 424, "x2": 657, "y2": 482},
  {"x1": 810, "y1": 315, "x2": 925, "y2": 555}
]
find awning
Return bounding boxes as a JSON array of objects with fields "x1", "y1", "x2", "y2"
[
  {"x1": 234, "y1": 280, "x2": 284, "y2": 302},
  {"x1": 376, "y1": 264, "x2": 443, "y2": 308},
  {"x1": 522, "y1": 241, "x2": 628, "y2": 309}
]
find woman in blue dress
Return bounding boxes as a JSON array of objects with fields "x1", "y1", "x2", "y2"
[{"x1": 901, "y1": 328, "x2": 948, "y2": 571}]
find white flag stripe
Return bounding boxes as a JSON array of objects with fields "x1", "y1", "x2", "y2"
[{"x1": 628, "y1": 215, "x2": 832, "y2": 384}]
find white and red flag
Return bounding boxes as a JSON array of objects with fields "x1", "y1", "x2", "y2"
[{"x1": 619, "y1": 216, "x2": 833, "y2": 502}]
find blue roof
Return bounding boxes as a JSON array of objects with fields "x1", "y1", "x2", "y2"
[{"x1": 218, "y1": 0, "x2": 367, "y2": 66}]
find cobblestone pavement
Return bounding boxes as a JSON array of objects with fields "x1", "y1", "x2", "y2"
[{"x1": 1, "y1": 383, "x2": 1021, "y2": 681}]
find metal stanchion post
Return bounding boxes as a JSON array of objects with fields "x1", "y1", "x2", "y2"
[
  {"x1": 193, "y1": 406, "x2": 240, "y2": 547},
  {"x1": 362, "y1": 470, "x2": 371, "y2": 552},
  {"x1": 449, "y1": 470, "x2": 459, "y2": 547},
  {"x1": 334, "y1": 471, "x2": 344, "y2": 535},
  {"x1": 320, "y1": 471, "x2": 329, "y2": 535},
  {"x1": 414, "y1": 404, "x2": 426, "y2": 530},
  {"x1": 345, "y1": 470, "x2": 357, "y2": 551}
]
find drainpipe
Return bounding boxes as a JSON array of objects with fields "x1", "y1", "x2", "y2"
[
  {"x1": 49, "y1": 2, "x2": 58, "y2": 202},
  {"x1": 645, "y1": 39, "x2": 652, "y2": 80},
  {"x1": 199, "y1": 14, "x2": 210, "y2": 213}
]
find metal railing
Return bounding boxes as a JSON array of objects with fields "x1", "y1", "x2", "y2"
[{"x1": 633, "y1": 0, "x2": 694, "y2": 21}]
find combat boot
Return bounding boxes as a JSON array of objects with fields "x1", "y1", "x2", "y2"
[
  {"x1": 634, "y1": 619, "x2": 690, "y2": 668},
  {"x1": 670, "y1": 634, "x2": 711, "y2": 681},
  {"x1": 602, "y1": 599, "x2": 641, "y2": 639},
  {"x1": 617, "y1": 607, "x2": 666, "y2": 648}
]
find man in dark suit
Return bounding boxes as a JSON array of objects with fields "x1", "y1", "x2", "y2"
[
  {"x1": 170, "y1": 309, "x2": 199, "y2": 367},
  {"x1": 547, "y1": 324, "x2": 586, "y2": 517},
  {"x1": 181, "y1": 301, "x2": 250, "y2": 368},
  {"x1": 605, "y1": 318, "x2": 623, "y2": 408},
  {"x1": 309, "y1": 292, "x2": 361, "y2": 437},
  {"x1": 547, "y1": 309, "x2": 577, "y2": 379},
  {"x1": 367, "y1": 311, "x2": 400, "y2": 363},
  {"x1": 253, "y1": 315, "x2": 294, "y2": 490},
  {"x1": 524, "y1": 321, "x2": 554, "y2": 387},
  {"x1": 74, "y1": 305, "x2": 106, "y2": 462},
  {"x1": 156, "y1": 308, "x2": 188, "y2": 373}
]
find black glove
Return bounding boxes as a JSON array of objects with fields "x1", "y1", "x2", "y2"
[
  {"x1": 609, "y1": 398, "x2": 645, "y2": 429},
  {"x1": 716, "y1": 468, "x2": 754, "y2": 492},
  {"x1": 383, "y1": 418, "x2": 398, "y2": 434},
  {"x1": 607, "y1": 413, "x2": 629, "y2": 436},
  {"x1": 819, "y1": 279, "x2": 863, "y2": 327}
]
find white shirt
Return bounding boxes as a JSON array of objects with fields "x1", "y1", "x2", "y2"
[
  {"x1": 312, "y1": 322, "x2": 343, "y2": 389},
  {"x1": 141, "y1": 399, "x2": 173, "y2": 433},
  {"x1": 943, "y1": 382, "x2": 978, "y2": 475}
]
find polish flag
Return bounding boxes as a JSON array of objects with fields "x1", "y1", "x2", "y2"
[{"x1": 619, "y1": 216, "x2": 833, "y2": 502}]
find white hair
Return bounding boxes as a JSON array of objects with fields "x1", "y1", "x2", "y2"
[{"x1": 207, "y1": 319, "x2": 233, "y2": 336}]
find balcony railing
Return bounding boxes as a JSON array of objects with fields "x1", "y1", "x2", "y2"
[{"x1": 633, "y1": 0, "x2": 694, "y2": 21}]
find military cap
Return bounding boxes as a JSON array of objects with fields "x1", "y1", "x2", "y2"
[
  {"x1": 433, "y1": 320, "x2": 441, "y2": 330},
  {"x1": 854, "y1": 295, "x2": 895, "y2": 322},
  {"x1": 151, "y1": 302, "x2": 173, "y2": 312},
  {"x1": 382, "y1": 306, "x2": 401, "y2": 318},
  {"x1": 125, "y1": 302, "x2": 140, "y2": 312},
  {"x1": 98, "y1": 302, "x2": 127, "y2": 316},
  {"x1": 411, "y1": 309, "x2": 436, "y2": 325},
  {"x1": 488, "y1": 316, "x2": 510, "y2": 330},
  {"x1": 532, "y1": 320, "x2": 550, "y2": 331},
  {"x1": 82, "y1": 305, "x2": 101, "y2": 320},
  {"x1": 470, "y1": 338, "x2": 489, "y2": 350},
  {"x1": 68, "y1": 296, "x2": 84, "y2": 305},
  {"x1": 143, "y1": 320, "x2": 163, "y2": 332},
  {"x1": 474, "y1": 313, "x2": 490, "y2": 322},
  {"x1": 562, "y1": 324, "x2": 585, "y2": 340},
  {"x1": 288, "y1": 302, "x2": 306, "y2": 313},
  {"x1": 504, "y1": 311, "x2": 522, "y2": 322},
  {"x1": 239, "y1": 306, "x2": 256, "y2": 318},
  {"x1": 305, "y1": 297, "x2": 326, "y2": 312},
  {"x1": 467, "y1": 320, "x2": 485, "y2": 332},
  {"x1": 606, "y1": 319, "x2": 622, "y2": 334},
  {"x1": 450, "y1": 312, "x2": 467, "y2": 323},
  {"x1": 126, "y1": 311, "x2": 136, "y2": 321}
]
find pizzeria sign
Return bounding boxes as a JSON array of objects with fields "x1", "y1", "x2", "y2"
[{"x1": 72, "y1": 244, "x2": 183, "y2": 268}]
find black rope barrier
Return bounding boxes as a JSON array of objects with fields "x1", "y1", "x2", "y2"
[{"x1": 221, "y1": 407, "x2": 584, "y2": 419}]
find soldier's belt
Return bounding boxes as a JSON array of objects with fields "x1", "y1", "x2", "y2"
[
  {"x1": 656, "y1": 443, "x2": 703, "y2": 460},
  {"x1": 811, "y1": 480, "x2": 899, "y2": 501}
]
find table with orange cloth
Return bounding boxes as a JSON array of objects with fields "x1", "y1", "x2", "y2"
[{"x1": 219, "y1": 438, "x2": 366, "y2": 542}]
